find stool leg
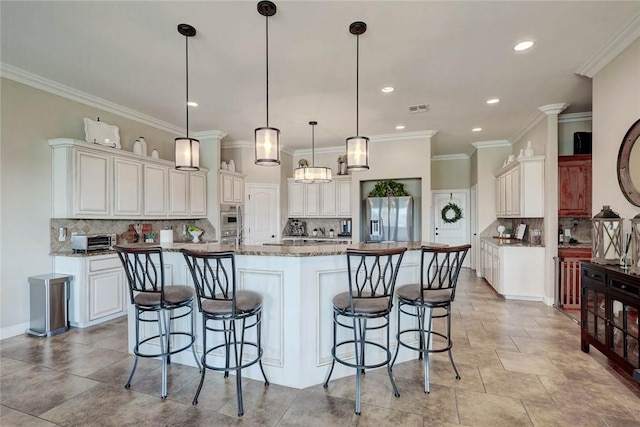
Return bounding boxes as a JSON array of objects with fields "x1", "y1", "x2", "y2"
[
  {"x1": 423, "y1": 307, "x2": 433, "y2": 394},
  {"x1": 446, "y1": 305, "x2": 461, "y2": 380},
  {"x1": 193, "y1": 317, "x2": 207, "y2": 405},
  {"x1": 125, "y1": 307, "x2": 141, "y2": 389},
  {"x1": 354, "y1": 317, "x2": 364, "y2": 415},
  {"x1": 159, "y1": 310, "x2": 169, "y2": 399},
  {"x1": 256, "y1": 311, "x2": 270, "y2": 386},
  {"x1": 190, "y1": 302, "x2": 201, "y2": 372},
  {"x1": 323, "y1": 312, "x2": 338, "y2": 388},
  {"x1": 233, "y1": 319, "x2": 244, "y2": 416},
  {"x1": 385, "y1": 312, "x2": 400, "y2": 398},
  {"x1": 391, "y1": 302, "x2": 402, "y2": 369},
  {"x1": 224, "y1": 320, "x2": 231, "y2": 378}
]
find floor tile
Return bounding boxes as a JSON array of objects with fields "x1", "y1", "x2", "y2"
[
  {"x1": 0, "y1": 405, "x2": 57, "y2": 426},
  {"x1": 456, "y1": 388, "x2": 531, "y2": 426},
  {"x1": 496, "y1": 350, "x2": 563, "y2": 376}
]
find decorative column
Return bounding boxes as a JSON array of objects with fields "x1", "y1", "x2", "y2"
[{"x1": 540, "y1": 103, "x2": 569, "y2": 305}]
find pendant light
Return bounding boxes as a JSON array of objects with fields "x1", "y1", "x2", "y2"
[
  {"x1": 255, "y1": 1, "x2": 280, "y2": 166},
  {"x1": 295, "y1": 121, "x2": 332, "y2": 183},
  {"x1": 175, "y1": 24, "x2": 199, "y2": 171},
  {"x1": 346, "y1": 21, "x2": 369, "y2": 172}
]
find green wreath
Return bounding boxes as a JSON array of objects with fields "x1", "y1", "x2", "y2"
[{"x1": 441, "y1": 202, "x2": 463, "y2": 224}]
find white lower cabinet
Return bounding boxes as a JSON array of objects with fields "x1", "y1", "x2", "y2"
[
  {"x1": 54, "y1": 254, "x2": 127, "y2": 328},
  {"x1": 480, "y1": 238, "x2": 545, "y2": 300}
]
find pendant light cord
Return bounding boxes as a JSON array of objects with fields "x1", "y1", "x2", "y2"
[
  {"x1": 185, "y1": 35, "x2": 190, "y2": 138},
  {"x1": 265, "y1": 14, "x2": 270, "y2": 127},
  {"x1": 311, "y1": 123, "x2": 315, "y2": 166},
  {"x1": 356, "y1": 33, "x2": 359, "y2": 136}
]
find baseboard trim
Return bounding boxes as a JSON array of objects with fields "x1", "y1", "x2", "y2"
[{"x1": 0, "y1": 321, "x2": 31, "y2": 340}]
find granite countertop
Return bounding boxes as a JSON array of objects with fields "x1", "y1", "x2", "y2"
[
  {"x1": 52, "y1": 241, "x2": 434, "y2": 258},
  {"x1": 558, "y1": 242, "x2": 592, "y2": 249},
  {"x1": 481, "y1": 237, "x2": 544, "y2": 248}
]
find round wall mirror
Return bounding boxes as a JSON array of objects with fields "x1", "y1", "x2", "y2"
[{"x1": 617, "y1": 118, "x2": 640, "y2": 206}]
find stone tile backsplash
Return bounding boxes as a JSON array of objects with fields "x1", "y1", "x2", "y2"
[{"x1": 50, "y1": 218, "x2": 216, "y2": 253}]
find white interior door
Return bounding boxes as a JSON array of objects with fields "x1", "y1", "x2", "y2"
[
  {"x1": 470, "y1": 184, "x2": 478, "y2": 274},
  {"x1": 245, "y1": 183, "x2": 279, "y2": 245},
  {"x1": 432, "y1": 190, "x2": 470, "y2": 267}
]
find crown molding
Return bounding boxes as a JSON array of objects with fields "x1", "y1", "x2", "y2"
[
  {"x1": 539, "y1": 103, "x2": 570, "y2": 116},
  {"x1": 1, "y1": 63, "x2": 185, "y2": 135},
  {"x1": 471, "y1": 140, "x2": 511, "y2": 149},
  {"x1": 193, "y1": 130, "x2": 228, "y2": 141},
  {"x1": 576, "y1": 13, "x2": 640, "y2": 78},
  {"x1": 370, "y1": 130, "x2": 438, "y2": 142},
  {"x1": 559, "y1": 112, "x2": 592, "y2": 124},
  {"x1": 509, "y1": 110, "x2": 546, "y2": 144},
  {"x1": 221, "y1": 140, "x2": 254, "y2": 150},
  {"x1": 295, "y1": 146, "x2": 345, "y2": 156},
  {"x1": 431, "y1": 153, "x2": 469, "y2": 161}
]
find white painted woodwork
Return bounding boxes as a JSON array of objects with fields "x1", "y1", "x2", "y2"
[
  {"x1": 53, "y1": 254, "x2": 127, "y2": 328},
  {"x1": 219, "y1": 170, "x2": 244, "y2": 205},
  {"x1": 287, "y1": 177, "x2": 352, "y2": 218},
  {"x1": 127, "y1": 249, "x2": 424, "y2": 389},
  {"x1": 169, "y1": 169, "x2": 188, "y2": 216},
  {"x1": 189, "y1": 172, "x2": 207, "y2": 216},
  {"x1": 480, "y1": 238, "x2": 545, "y2": 300},
  {"x1": 49, "y1": 139, "x2": 208, "y2": 219},
  {"x1": 494, "y1": 156, "x2": 545, "y2": 218},
  {"x1": 74, "y1": 149, "x2": 110, "y2": 216},
  {"x1": 113, "y1": 158, "x2": 142, "y2": 216},
  {"x1": 246, "y1": 184, "x2": 279, "y2": 244},
  {"x1": 143, "y1": 164, "x2": 168, "y2": 216},
  {"x1": 432, "y1": 190, "x2": 470, "y2": 267}
]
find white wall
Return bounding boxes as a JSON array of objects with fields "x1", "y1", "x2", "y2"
[
  {"x1": 0, "y1": 78, "x2": 183, "y2": 336},
  {"x1": 512, "y1": 118, "x2": 548, "y2": 156},
  {"x1": 592, "y1": 37, "x2": 640, "y2": 226},
  {"x1": 431, "y1": 158, "x2": 470, "y2": 190},
  {"x1": 558, "y1": 116, "x2": 592, "y2": 155}
]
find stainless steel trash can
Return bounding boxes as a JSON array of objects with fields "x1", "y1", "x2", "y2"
[{"x1": 26, "y1": 274, "x2": 72, "y2": 337}]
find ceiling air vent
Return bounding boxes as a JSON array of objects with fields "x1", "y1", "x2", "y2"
[{"x1": 408, "y1": 104, "x2": 429, "y2": 114}]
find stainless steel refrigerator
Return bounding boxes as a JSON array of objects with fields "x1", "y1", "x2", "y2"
[{"x1": 365, "y1": 197, "x2": 413, "y2": 242}]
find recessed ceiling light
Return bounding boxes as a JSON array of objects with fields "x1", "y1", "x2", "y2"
[
  {"x1": 472, "y1": 127, "x2": 482, "y2": 132},
  {"x1": 395, "y1": 125, "x2": 405, "y2": 130},
  {"x1": 513, "y1": 40, "x2": 534, "y2": 51},
  {"x1": 381, "y1": 86, "x2": 395, "y2": 93},
  {"x1": 486, "y1": 98, "x2": 500, "y2": 104},
  {"x1": 187, "y1": 101, "x2": 198, "y2": 107}
]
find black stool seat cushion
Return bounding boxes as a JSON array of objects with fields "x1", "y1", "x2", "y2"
[
  {"x1": 134, "y1": 286, "x2": 195, "y2": 307},
  {"x1": 201, "y1": 290, "x2": 263, "y2": 315},
  {"x1": 396, "y1": 284, "x2": 452, "y2": 304},
  {"x1": 332, "y1": 291, "x2": 390, "y2": 314}
]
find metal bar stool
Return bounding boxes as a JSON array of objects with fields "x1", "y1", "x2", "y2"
[
  {"x1": 114, "y1": 245, "x2": 201, "y2": 399},
  {"x1": 182, "y1": 249, "x2": 269, "y2": 417},
  {"x1": 392, "y1": 244, "x2": 470, "y2": 393},
  {"x1": 324, "y1": 247, "x2": 407, "y2": 415}
]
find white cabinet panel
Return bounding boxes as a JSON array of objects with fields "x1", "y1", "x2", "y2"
[
  {"x1": 114, "y1": 158, "x2": 142, "y2": 216},
  {"x1": 336, "y1": 178, "x2": 352, "y2": 217},
  {"x1": 494, "y1": 156, "x2": 544, "y2": 218},
  {"x1": 305, "y1": 183, "x2": 320, "y2": 217},
  {"x1": 169, "y1": 169, "x2": 188, "y2": 216},
  {"x1": 189, "y1": 172, "x2": 207, "y2": 217},
  {"x1": 89, "y1": 269, "x2": 124, "y2": 321},
  {"x1": 74, "y1": 150, "x2": 110, "y2": 216},
  {"x1": 320, "y1": 181, "x2": 336, "y2": 216},
  {"x1": 144, "y1": 164, "x2": 168, "y2": 216},
  {"x1": 220, "y1": 171, "x2": 245, "y2": 205},
  {"x1": 288, "y1": 181, "x2": 305, "y2": 217}
]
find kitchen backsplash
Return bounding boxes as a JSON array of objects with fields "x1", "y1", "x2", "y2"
[
  {"x1": 50, "y1": 218, "x2": 216, "y2": 253},
  {"x1": 558, "y1": 217, "x2": 592, "y2": 243},
  {"x1": 283, "y1": 218, "x2": 349, "y2": 237},
  {"x1": 482, "y1": 218, "x2": 546, "y2": 244}
]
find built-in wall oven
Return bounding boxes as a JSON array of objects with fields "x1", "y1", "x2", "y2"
[{"x1": 220, "y1": 204, "x2": 242, "y2": 246}]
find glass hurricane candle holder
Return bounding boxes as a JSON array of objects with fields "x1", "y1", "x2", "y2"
[
  {"x1": 630, "y1": 213, "x2": 640, "y2": 275},
  {"x1": 592, "y1": 205, "x2": 623, "y2": 265}
]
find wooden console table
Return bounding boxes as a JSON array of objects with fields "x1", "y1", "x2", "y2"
[{"x1": 581, "y1": 262, "x2": 639, "y2": 382}]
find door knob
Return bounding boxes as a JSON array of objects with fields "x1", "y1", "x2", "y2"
[{"x1": 271, "y1": 235, "x2": 275, "y2": 238}]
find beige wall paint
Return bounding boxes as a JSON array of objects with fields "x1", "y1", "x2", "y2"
[
  {"x1": 431, "y1": 158, "x2": 470, "y2": 190},
  {"x1": 592, "y1": 37, "x2": 640, "y2": 225},
  {"x1": 512, "y1": 117, "x2": 548, "y2": 156},
  {"x1": 349, "y1": 135, "x2": 432, "y2": 242},
  {"x1": 558, "y1": 118, "x2": 592, "y2": 155},
  {"x1": 470, "y1": 151, "x2": 478, "y2": 186},
  {"x1": 0, "y1": 78, "x2": 184, "y2": 333}
]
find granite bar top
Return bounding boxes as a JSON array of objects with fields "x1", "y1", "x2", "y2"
[
  {"x1": 52, "y1": 241, "x2": 433, "y2": 258},
  {"x1": 481, "y1": 237, "x2": 545, "y2": 248},
  {"x1": 558, "y1": 242, "x2": 592, "y2": 249}
]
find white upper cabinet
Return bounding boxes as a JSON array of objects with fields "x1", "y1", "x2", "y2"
[
  {"x1": 287, "y1": 177, "x2": 351, "y2": 218},
  {"x1": 113, "y1": 158, "x2": 142, "y2": 217},
  {"x1": 49, "y1": 139, "x2": 208, "y2": 219},
  {"x1": 494, "y1": 156, "x2": 544, "y2": 218},
  {"x1": 219, "y1": 170, "x2": 244, "y2": 205}
]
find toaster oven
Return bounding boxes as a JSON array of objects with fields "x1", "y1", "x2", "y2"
[{"x1": 72, "y1": 234, "x2": 116, "y2": 253}]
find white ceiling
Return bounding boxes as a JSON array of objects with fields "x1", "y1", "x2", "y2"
[{"x1": 2, "y1": 1, "x2": 640, "y2": 156}]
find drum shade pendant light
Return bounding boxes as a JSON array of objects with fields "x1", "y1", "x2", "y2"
[
  {"x1": 175, "y1": 24, "x2": 199, "y2": 171},
  {"x1": 346, "y1": 21, "x2": 369, "y2": 172},
  {"x1": 295, "y1": 121, "x2": 332, "y2": 183},
  {"x1": 255, "y1": 1, "x2": 280, "y2": 166}
]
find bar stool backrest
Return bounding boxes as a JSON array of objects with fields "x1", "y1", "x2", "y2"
[
  {"x1": 346, "y1": 247, "x2": 407, "y2": 310},
  {"x1": 115, "y1": 246, "x2": 165, "y2": 305},
  {"x1": 181, "y1": 250, "x2": 236, "y2": 314},
  {"x1": 420, "y1": 244, "x2": 471, "y2": 302}
]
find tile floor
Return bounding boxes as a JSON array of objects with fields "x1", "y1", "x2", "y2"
[{"x1": 1, "y1": 269, "x2": 639, "y2": 426}]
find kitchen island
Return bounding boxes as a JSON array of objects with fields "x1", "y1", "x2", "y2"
[{"x1": 120, "y1": 241, "x2": 426, "y2": 389}]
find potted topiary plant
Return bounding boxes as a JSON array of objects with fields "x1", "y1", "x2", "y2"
[{"x1": 368, "y1": 180, "x2": 409, "y2": 197}]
